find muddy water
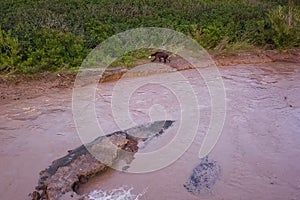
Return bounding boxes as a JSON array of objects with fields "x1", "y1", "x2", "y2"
[{"x1": 1, "y1": 62, "x2": 300, "y2": 200}]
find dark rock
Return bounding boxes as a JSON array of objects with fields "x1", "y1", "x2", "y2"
[
  {"x1": 32, "y1": 120, "x2": 174, "y2": 200},
  {"x1": 184, "y1": 156, "x2": 221, "y2": 194},
  {"x1": 31, "y1": 191, "x2": 41, "y2": 200}
]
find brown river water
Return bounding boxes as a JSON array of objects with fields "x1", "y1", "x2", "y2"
[{"x1": 1, "y1": 62, "x2": 300, "y2": 200}]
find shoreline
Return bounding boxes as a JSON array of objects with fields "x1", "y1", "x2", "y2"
[{"x1": 1, "y1": 49, "x2": 300, "y2": 104}]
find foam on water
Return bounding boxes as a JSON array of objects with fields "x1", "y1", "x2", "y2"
[{"x1": 88, "y1": 187, "x2": 145, "y2": 200}]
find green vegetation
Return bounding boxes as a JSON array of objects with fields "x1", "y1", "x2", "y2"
[{"x1": 0, "y1": 0, "x2": 299, "y2": 74}]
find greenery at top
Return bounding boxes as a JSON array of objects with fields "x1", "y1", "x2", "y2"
[{"x1": 0, "y1": 0, "x2": 299, "y2": 74}]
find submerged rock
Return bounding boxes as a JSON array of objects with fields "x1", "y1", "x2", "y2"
[
  {"x1": 184, "y1": 156, "x2": 221, "y2": 194},
  {"x1": 31, "y1": 120, "x2": 174, "y2": 200}
]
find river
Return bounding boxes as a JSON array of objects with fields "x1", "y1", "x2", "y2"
[{"x1": 0, "y1": 62, "x2": 300, "y2": 200}]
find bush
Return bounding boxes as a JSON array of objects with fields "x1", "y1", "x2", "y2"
[
  {"x1": 20, "y1": 28, "x2": 86, "y2": 73},
  {"x1": 0, "y1": 27, "x2": 21, "y2": 73},
  {"x1": 0, "y1": 0, "x2": 299, "y2": 74},
  {"x1": 267, "y1": 4, "x2": 300, "y2": 47}
]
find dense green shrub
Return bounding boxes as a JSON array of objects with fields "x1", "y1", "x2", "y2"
[
  {"x1": 267, "y1": 4, "x2": 300, "y2": 47},
  {"x1": 20, "y1": 28, "x2": 86, "y2": 73},
  {"x1": 0, "y1": 0, "x2": 299, "y2": 74},
  {"x1": 0, "y1": 27, "x2": 21, "y2": 73}
]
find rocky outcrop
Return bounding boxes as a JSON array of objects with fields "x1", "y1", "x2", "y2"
[
  {"x1": 31, "y1": 120, "x2": 174, "y2": 200},
  {"x1": 265, "y1": 49, "x2": 300, "y2": 63},
  {"x1": 100, "y1": 67, "x2": 128, "y2": 82}
]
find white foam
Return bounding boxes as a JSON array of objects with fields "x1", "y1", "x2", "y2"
[{"x1": 88, "y1": 187, "x2": 145, "y2": 200}]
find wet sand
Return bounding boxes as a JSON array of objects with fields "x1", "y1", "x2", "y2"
[{"x1": 0, "y1": 62, "x2": 300, "y2": 199}]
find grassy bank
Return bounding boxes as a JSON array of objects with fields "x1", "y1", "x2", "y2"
[{"x1": 0, "y1": 0, "x2": 299, "y2": 74}]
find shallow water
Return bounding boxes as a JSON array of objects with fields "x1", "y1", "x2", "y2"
[{"x1": 0, "y1": 62, "x2": 300, "y2": 200}]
